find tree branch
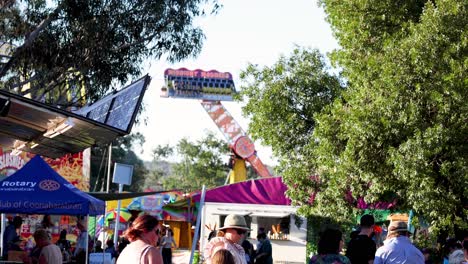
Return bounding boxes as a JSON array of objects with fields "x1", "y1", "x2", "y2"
[
  {"x1": 0, "y1": 3, "x2": 63, "y2": 78},
  {"x1": 114, "y1": 17, "x2": 173, "y2": 51},
  {"x1": 115, "y1": 32, "x2": 159, "y2": 51},
  {"x1": 7, "y1": 75, "x2": 39, "y2": 90}
]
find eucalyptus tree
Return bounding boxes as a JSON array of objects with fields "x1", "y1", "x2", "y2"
[{"x1": 0, "y1": 0, "x2": 220, "y2": 106}]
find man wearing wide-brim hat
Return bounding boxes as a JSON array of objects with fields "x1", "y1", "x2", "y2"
[
  {"x1": 204, "y1": 214, "x2": 250, "y2": 264},
  {"x1": 374, "y1": 221, "x2": 424, "y2": 264}
]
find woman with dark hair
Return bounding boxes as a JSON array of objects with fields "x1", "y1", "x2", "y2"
[
  {"x1": 41, "y1": 215, "x2": 54, "y2": 230},
  {"x1": 56, "y1": 229, "x2": 71, "y2": 262},
  {"x1": 56, "y1": 230, "x2": 71, "y2": 251},
  {"x1": 309, "y1": 228, "x2": 350, "y2": 264},
  {"x1": 116, "y1": 215, "x2": 163, "y2": 264}
]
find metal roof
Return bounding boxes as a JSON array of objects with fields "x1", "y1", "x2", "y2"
[{"x1": 0, "y1": 75, "x2": 150, "y2": 158}]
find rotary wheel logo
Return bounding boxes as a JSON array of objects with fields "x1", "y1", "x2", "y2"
[{"x1": 39, "y1": 180, "x2": 60, "y2": 191}]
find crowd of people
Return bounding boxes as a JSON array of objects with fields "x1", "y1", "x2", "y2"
[
  {"x1": 3, "y1": 213, "x2": 467, "y2": 264},
  {"x1": 1, "y1": 214, "x2": 182, "y2": 264},
  {"x1": 310, "y1": 214, "x2": 468, "y2": 264}
]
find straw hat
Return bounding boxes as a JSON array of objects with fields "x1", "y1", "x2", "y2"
[
  {"x1": 219, "y1": 214, "x2": 250, "y2": 231},
  {"x1": 388, "y1": 221, "x2": 410, "y2": 234}
]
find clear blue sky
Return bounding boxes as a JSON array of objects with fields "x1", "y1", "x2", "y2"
[{"x1": 134, "y1": 0, "x2": 339, "y2": 165}]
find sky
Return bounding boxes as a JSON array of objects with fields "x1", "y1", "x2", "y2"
[{"x1": 133, "y1": 0, "x2": 339, "y2": 166}]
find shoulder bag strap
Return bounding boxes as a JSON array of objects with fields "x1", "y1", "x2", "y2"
[{"x1": 139, "y1": 245, "x2": 152, "y2": 264}]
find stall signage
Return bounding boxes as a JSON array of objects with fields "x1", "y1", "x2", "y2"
[
  {"x1": 164, "y1": 68, "x2": 232, "y2": 79},
  {"x1": 0, "y1": 152, "x2": 26, "y2": 177},
  {"x1": 0, "y1": 179, "x2": 62, "y2": 191},
  {"x1": 1, "y1": 180, "x2": 37, "y2": 188}
]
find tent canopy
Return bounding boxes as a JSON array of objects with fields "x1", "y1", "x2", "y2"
[
  {"x1": 193, "y1": 177, "x2": 291, "y2": 205},
  {"x1": 188, "y1": 177, "x2": 394, "y2": 209},
  {"x1": 0, "y1": 155, "x2": 105, "y2": 215},
  {"x1": 159, "y1": 178, "x2": 290, "y2": 222}
]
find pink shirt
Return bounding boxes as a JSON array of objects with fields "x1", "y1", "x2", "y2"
[{"x1": 117, "y1": 240, "x2": 163, "y2": 264}]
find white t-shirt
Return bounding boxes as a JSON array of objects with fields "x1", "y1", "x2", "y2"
[
  {"x1": 41, "y1": 244, "x2": 63, "y2": 264},
  {"x1": 161, "y1": 236, "x2": 176, "y2": 249}
]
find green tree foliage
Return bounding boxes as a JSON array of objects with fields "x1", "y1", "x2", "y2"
[
  {"x1": 237, "y1": 47, "x2": 345, "y2": 218},
  {"x1": 0, "y1": 0, "x2": 219, "y2": 106},
  {"x1": 153, "y1": 144, "x2": 174, "y2": 160},
  {"x1": 90, "y1": 132, "x2": 148, "y2": 192},
  {"x1": 143, "y1": 144, "x2": 174, "y2": 191},
  {"x1": 237, "y1": 48, "x2": 343, "y2": 160},
  {"x1": 313, "y1": 0, "x2": 467, "y2": 233},
  {"x1": 143, "y1": 168, "x2": 165, "y2": 191},
  {"x1": 238, "y1": 1, "x2": 467, "y2": 234},
  {"x1": 161, "y1": 133, "x2": 231, "y2": 192}
]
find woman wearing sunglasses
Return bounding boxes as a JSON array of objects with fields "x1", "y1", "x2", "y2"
[
  {"x1": 117, "y1": 215, "x2": 163, "y2": 264},
  {"x1": 204, "y1": 214, "x2": 250, "y2": 264}
]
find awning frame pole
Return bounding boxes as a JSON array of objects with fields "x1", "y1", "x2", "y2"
[
  {"x1": 189, "y1": 185, "x2": 206, "y2": 264},
  {"x1": 85, "y1": 214, "x2": 89, "y2": 264},
  {"x1": 106, "y1": 143, "x2": 112, "y2": 193},
  {"x1": 102, "y1": 204, "x2": 107, "y2": 264},
  {"x1": 0, "y1": 213, "x2": 5, "y2": 258},
  {"x1": 113, "y1": 184, "x2": 123, "y2": 251}
]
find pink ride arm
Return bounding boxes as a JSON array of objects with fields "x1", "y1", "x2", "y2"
[
  {"x1": 201, "y1": 100, "x2": 272, "y2": 178},
  {"x1": 200, "y1": 101, "x2": 245, "y2": 145},
  {"x1": 247, "y1": 154, "x2": 272, "y2": 178}
]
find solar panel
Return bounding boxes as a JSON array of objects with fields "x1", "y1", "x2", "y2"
[
  {"x1": 75, "y1": 75, "x2": 150, "y2": 133},
  {"x1": 86, "y1": 101, "x2": 111, "y2": 123}
]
